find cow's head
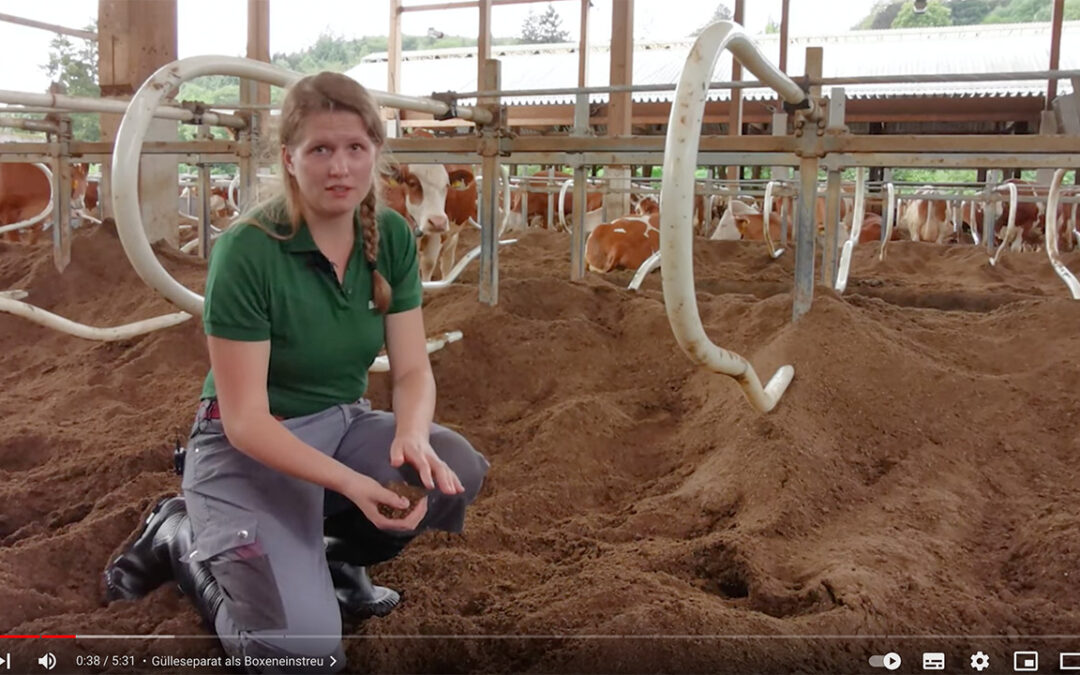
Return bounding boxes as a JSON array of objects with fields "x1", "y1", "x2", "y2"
[
  {"x1": 70, "y1": 163, "x2": 89, "y2": 210},
  {"x1": 384, "y1": 164, "x2": 450, "y2": 235},
  {"x1": 448, "y1": 167, "x2": 475, "y2": 191},
  {"x1": 635, "y1": 196, "x2": 659, "y2": 215}
]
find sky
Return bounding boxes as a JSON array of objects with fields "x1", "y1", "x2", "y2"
[{"x1": 0, "y1": 0, "x2": 882, "y2": 94}]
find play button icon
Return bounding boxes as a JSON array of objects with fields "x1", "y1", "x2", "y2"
[{"x1": 868, "y1": 652, "x2": 902, "y2": 671}]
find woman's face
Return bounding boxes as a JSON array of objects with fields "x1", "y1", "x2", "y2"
[{"x1": 282, "y1": 110, "x2": 378, "y2": 224}]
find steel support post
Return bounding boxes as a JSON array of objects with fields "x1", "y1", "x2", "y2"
[
  {"x1": 477, "y1": 58, "x2": 502, "y2": 306},
  {"x1": 570, "y1": 89, "x2": 590, "y2": 280},
  {"x1": 822, "y1": 88, "x2": 847, "y2": 288},
  {"x1": 51, "y1": 117, "x2": 72, "y2": 273},
  {"x1": 794, "y1": 156, "x2": 819, "y2": 321}
]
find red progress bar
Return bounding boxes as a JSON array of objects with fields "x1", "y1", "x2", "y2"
[
  {"x1": 0, "y1": 635, "x2": 76, "y2": 639},
  {"x1": 42, "y1": 635, "x2": 76, "y2": 639},
  {"x1": 0, "y1": 636, "x2": 39, "y2": 639}
]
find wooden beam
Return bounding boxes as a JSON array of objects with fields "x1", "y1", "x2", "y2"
[
  {"x1": 727, "y1": 0, "x2": 745, "y2": 182},
  {"x1": 97, "y1": 0, "x2": 178, "y2": 246},
  {"x1": 478, "y1": 0, "x2": 493, "y2": 111},
  {"x1": 779, "y1": 0, "x2": 790, "y2": 73},
  {"x1": 1048, "y1": 0, "x2": 1065, "y2": 108},
  {"x1": 244, "y1": 0, "x2": 270, "y2": 107},
  {"x1": 607, "y1": 0, "x2": 633, "y2": 215},
  {"x1": 577, "y1": 0, "x2": 589, "y2": 90},
  {"x1": 608, "y1": 0, "x2": 633, "y2": 137},
  {"x1": 806, "y1": 46, "x2": 824, "y2": 98},
  {"x1": 478, "y1": 0, "x2": 492, "y2": 64},
  {"x1": 389, "y1": 0, "x2": 403, "y2": 95},
  {"x1": 398, "y1": 96, "x2": 1045, "y2": 128},
  {"x1": 401, "y1": 0, "x2": 556, "y2": 11}
]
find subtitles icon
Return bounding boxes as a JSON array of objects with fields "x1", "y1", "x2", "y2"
[
  {"x1": 1014, "y1": 651, "x2": 1038, "y2": 671},
  {"x1": 922, "y1": 652, "x2": 945, "y2": 670},
  {"x1": 37, "y1": 653, "x2": 55, "y2": 670},
  {"x1": 869, "y1": 652, "x2": 902, "y2": 671}
]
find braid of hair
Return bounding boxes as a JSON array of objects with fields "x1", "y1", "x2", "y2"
[{"x1": 360, "y1": 190, "x2": 392, "y2": 314}]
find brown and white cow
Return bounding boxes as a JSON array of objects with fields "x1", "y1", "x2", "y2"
[
  {"x1": 897, "y1": 187, "x2": 955, "y2": 244},
  {"x1": 961, "y1": 179, "x2": 1078, "y2": 252},
  {"x1": 1, "y1": 162, "x2": 89, "y2": 244},
  {"x1": 585, "y1": 212, "x2": 660, "y2": 273},
  {"x1": 505, "y1": 169, "x2": 605, "y2": 231},
  {"x1": 631, "y1": 193, "x2": 719, "y2": 236}
]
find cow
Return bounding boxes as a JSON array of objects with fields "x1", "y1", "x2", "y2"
[
  {"x1": 505, "y1": 169, "x2": 605, "y2": 231},
  {"x1": 631, "y1": 192, "x2": 720, "y2": 236},
  {"x1": 717, "y1": 193, "x2": 850, "y2": 242},
  {"x1": 426, "y1": 164, "x2": 478, "y2": 282},
  {"x1": 897, "y1": 187, "x2": 955, "y2": 243},
  {"x1": 1, "y1": 162, "x2": 89, "y2": 244},
  {"x1": 843, "y1": 212, "x2": 901, "y2": 244},
  {"x1": 711, "y1": 199, "x2": 759, "y2": 241},
  {"x1": 961, "y1": 180, "x2": 1078, "y2": 253},
  {"x1": 710, "y1": 199, "x2": 790, "y2": 243},
  {"x1": 634, "y1": 196, "x2": 659, "y2": 215},
  {"x1": 585, "y1": 212, "x2": 660, "y2": 273}
]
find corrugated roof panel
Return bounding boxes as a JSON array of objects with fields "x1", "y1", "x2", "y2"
[{"x1": 345, "y1": 21, "x2": 1080, "y2": 107}]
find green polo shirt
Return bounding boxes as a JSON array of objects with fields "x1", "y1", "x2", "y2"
[{"x1": 199, "y1": 198, "x2": 422, "y2": 419}]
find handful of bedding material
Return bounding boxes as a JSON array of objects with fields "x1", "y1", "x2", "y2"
[{"x1": 379, "y1": 481, "x2": 427, "y2": 519}]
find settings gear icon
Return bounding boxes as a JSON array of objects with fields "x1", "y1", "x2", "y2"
[{"x1": 970, "y1": 651, "x2": 990, "y2": 671}]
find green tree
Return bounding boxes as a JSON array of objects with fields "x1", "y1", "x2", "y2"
[
  {"x1": 891, "y1": 0, "x2": 953, "y2": 27},
  {"x1": 983, "y1": 0, "x2": 1080, "y2": 23},
  {"x1": 690, "y1": 3, "x2": 734, "y2": 35},
  {"x1": 764, "y1": 16, "x2": 780, "y2": 34},
  {"x1": 521, "y1": 4, "x2": 570, "y2": 44},
  {"x1": 855, "y1": 1, "x2": 905, "y2": 29},
  {"x1": 41, "y1": 24, "x2": 99, "y2": 141},
  {"x1": 949, "y1": 0, "x2": 1005, "y2": 24}
]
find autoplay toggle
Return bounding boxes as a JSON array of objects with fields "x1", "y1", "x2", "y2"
[{"x1": 869, "y1": 652, "x2": 902, "y2": 671}]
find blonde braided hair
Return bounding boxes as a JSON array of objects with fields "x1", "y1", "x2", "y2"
[{"x1": 359, "y1": 189, "x2": 392, "y2": 313}]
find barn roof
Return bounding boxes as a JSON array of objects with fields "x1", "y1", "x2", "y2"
[{"x1": 345, "y1": 21, "x2": 1080, "y2": 106}]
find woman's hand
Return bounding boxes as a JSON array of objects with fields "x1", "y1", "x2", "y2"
[
  {"x1": 390, "y1": 432, "x2": 465, "y2": 495},
  {"x1": 342, "y1": 473, "x2": 429, "y2": 532}
]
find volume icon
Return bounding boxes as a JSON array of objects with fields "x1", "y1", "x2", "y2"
[{"x1": 37, "y1": 653, "x2": 55, "y2": 670}]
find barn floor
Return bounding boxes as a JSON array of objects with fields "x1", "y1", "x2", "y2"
[{"x1": 1, "y1": 222, "x2": 1078, "y2": 674}]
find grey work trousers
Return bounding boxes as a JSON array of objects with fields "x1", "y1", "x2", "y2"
[{"x1": 181, "y1": 398, "x2": 490, "y2": 673}]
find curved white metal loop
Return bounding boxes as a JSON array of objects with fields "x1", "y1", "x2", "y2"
[
  {"x1": 0, "y1": 293, "x2": 191, "y2": 341},
  {"x1": 989, "y1": 182, "x2": 1019, "y2": 266},
  {"x1": 422, "y1": 239, "x2": 517, "y2": 290},
  {"x1": 1045, "y1": 168, "x2": 1080, "y2": 299},
  {"x1": 227, "y1": 174, "x2": 241, "y2": 214},
  {"x1": 968, "y1": 196, "x2": 981, "y2": 246},
  {"x1": 762, "y1": 180, "x2": 785, "y2": 259},
  {"x1": 499, "y1": 165, "x2": 511, "y2": 235},
  {"x1": 628, "y1": 250, "x2": 662, "y2": 291},
  {"x1": 114, "y1": 56, "x2": 498, "y2": 318},
  {"x1": 557, "y1": 178, "x2": 573, "y2": 230},
  {"x1": 660, "y1": 21, "x2": 800, "y2": 414},
  {"x1": 113, "y1": 57, "x2": 305, "y2": 316},
  {"x1": 369, "y1": 331, "x2": 464, "y2": 372},
  {"x1": 0, "y1": 163, "x2": 54, "y2": 236},
  {"x1": 835, "y1": 167, "x2": 867, "y2": 293},
  {"x1": 878, "y1": 183, "x2": 896, "y2": 261}
]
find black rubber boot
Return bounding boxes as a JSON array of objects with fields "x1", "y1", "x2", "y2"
[
  {"x1": 104, "y1": 496, "x2": 188, "y2": 602},
  {"x1": 104, "y1": 496, "x2": 223, "y2": 631},
  {"x1": 324, "y1": 536, "x2": 401, "y2": 619},
  {"x1": 169, "y1": 515, "x2": 224, "y2": 631}
]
